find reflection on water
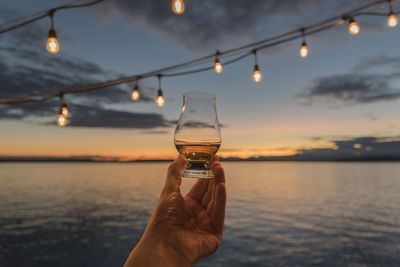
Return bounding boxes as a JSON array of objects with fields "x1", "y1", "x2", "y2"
[{"x1": 0, "y1": 162, "x2": 399, "y2": 266}]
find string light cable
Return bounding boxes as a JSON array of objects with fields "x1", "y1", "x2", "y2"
[
  {"x1": 0, "y1": 0, "x2": 399, "y2": 107},
  {"x1": 0, "y1": 0, "x2": 85, "y2": 28},
  {"x1": 0, "y1": 0, "x2": 104, "y2": 35}
]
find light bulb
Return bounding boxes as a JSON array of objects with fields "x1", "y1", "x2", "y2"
[
  {"x1": 299, "y1": 41, "x2": 309, "y2": 58},
  {"x1": 131, "y1": 85, "x2": 140, "y2": 101},
  {"x1": 388, "y1": 12, "x2": 398, "y2": 27},
  {"x1": 46, "y1": 29, "x2": 59, "y2": 53},
  {"x1": 348, "y1": 18, "x2": 360, "y2": 35},
  {"x1": 252, "y1": 65, "x2": 262, "y2": 83},
  {"x1": 172, "y1": 0, "x2": 185, "y2": 14},
  {"x1": 57, "y1": 114, "x2": 66, "y2": 127},
  {"x1": 214, "y1": 58, "x2": 223, "y2": 73},
  {"x1": 156, "y1": 89, "x2": 165, "y2": 107},
  {"x1": 60, "y1": 104, "x2": 69, "y2": 117}
]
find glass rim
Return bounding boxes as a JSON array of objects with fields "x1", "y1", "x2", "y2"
[{"x1": 183, "y1": 90, "x2": 216, "y2": 99}]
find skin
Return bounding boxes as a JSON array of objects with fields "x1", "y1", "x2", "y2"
[{"x1": 124, "y1": 155, "x2": 227, "y2": 267}]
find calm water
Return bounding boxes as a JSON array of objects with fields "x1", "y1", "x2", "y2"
[{"x1": 0, "y1": 162, "x2": 399, "y2": 266}]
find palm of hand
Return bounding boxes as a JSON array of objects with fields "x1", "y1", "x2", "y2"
[{"x1": 151, "y1": 158, "x2": 226, "y2": 264}]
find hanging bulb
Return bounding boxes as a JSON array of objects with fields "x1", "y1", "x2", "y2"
[
  {"x1": 46, "y1": 29, "x2": 59, "y2": 53},
  {"x1": 131, "y1": 84, "x2": 140, "y2": 101},
  {"x1": 214, "y1": 58, "x2": 223, "y2": 74},
  {"x1": 172, "y1": 0, "x2": 185, "y2": 14},
  {"x1": 348, "y1": 18, "x2": 360, "y2": 35},
  {"x1": 252, "y1": 65, "x2": 262, "y2": 83},
  {"x1": 387, "y1": 12, "x2": 398, "y2": 27},
  {"x1": 60, "y1": 104, "x2": 69, "y2": 117},
  {"x1": 299, "y1": 41, "x2": 309, "y2": 58},
  {"x1": 57, "y1": 114, "x2": 66, "y2": 127},
  {"x1": 156, "y1": 89, "x2": 165, "y2": 107}
]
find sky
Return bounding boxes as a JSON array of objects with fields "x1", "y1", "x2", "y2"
[{"x1": 0, "y1": 0, "x2": 400, "y2": 160}]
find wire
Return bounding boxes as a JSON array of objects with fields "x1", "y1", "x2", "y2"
[
  {"x1": 0, "y1": 0, "x2": 104, "y2": 34},
  {"x1": 164, "y1": 52, "x2": 252, "y2": 77},
  {"x1": 0, "y1": 0, "x2": 398, "y2": 105},
  {"x1": 0, "y1": 0, "x2": 84, "y2": 27}
]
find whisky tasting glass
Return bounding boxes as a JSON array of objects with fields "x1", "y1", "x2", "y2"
[{"x1": 174, "y1": 91, "x2": 222, "y2": 178}]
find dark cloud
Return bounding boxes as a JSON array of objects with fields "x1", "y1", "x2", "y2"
[
  {"x1": 0, "y1": 102, "x2": 172, "y2": 129},
  {"x1": 65, "y1": 105, "x2": 171, "y2": 128},
  {"x1": 181, "y1": 121, "x2": 219, "y2": 129},
  {"x1": 101, "y1": 0, "x2": 387, "y2": 51},
  {"x1": 0, "y1": 24, "x2": 160, "y2": 128},
  {"x1": 297, "y1": 136, "x2": 400, "y2": 160},
  {"x1": 300, "y1": 73, "x2": 400, "y2": 105},
  {"x1": 140, "y1": 130, "x2": 170, "y2": 135},
  {"x1": 354, "y1": 55, "x2": 400, "y2": 72}
]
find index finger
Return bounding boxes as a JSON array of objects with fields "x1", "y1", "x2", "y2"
[{"x1": 161, "y1": 156, "x2": 185, "y2": 195}]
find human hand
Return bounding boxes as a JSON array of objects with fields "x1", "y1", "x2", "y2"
[{"x1": 124, "y1": 155, "x2": 226, "y2": 267}]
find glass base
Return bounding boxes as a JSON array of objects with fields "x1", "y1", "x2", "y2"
[{"x1": 182, "y1": 162, "x2": 214, "y2": 179}]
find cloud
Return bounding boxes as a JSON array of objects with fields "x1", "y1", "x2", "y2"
[
  {"x1": 181, "y1": 121, "x2": 219, "y2": 129},
  {"x1": 297, "y1": 136, "x2": 400, "y2": 159},
  {"x1": 0, "y1": 102, "x2": 172, "y2": 129},
  {"x1": 299, "y1": 73, "x2": 400, "y2": 105},
  {"x1": 354, "y1": 55, "x2": 400, "y2": 72},
  {"x1": 64, "y1": 105, "x2": 171, "y2": 128},
  {"x1": 101, "y1": 0, "x2": 387, "y2": 51},
  {"x1": 0, "y1": 24, "x2": 163, "y2": 128},
  {"x1": 299, "y1": 54, "x2": 400, "y2": 105}
]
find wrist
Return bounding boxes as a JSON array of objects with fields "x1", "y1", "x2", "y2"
[{"x1": 124, "y1": 232, "x2": 192, "y2": 267}]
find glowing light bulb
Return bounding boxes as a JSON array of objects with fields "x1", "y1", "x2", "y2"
[
  {"x1": 60, "y1": 104, "x2": 69, "y2": 117},
  {"x1": 156, "y1": 89, "x2": 165, "y2": 107},
  {"x1": 252, "y1": 65, "x2": 262, "y2": 83},
  {"x1": 348, "y1": 18, "x2": 360, "y2": 35},
  {"x1": 214, "y1": 58, "x2": 223, "y2": 73},
  {"x1": 46, "y1": 29, "x2": 59, "y2": 53},
  {"x1": 388, "y1": 12, "x2": 398, "y2": 27},
  {"x1": 57, "y1": 114, "x2": 66, "y2": 127},
  {"x1": 299, "y1": 41, "x2": 309, "y2": 58},
  {"x1": 131, "y1": 85, "x2": 140, "y2": 101},
  {"x1": 172, "y1": 0, "x2": 185, "y2": 14}
]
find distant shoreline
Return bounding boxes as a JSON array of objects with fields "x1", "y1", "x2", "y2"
[{"x1": 1, "y1": 156, "x2": 399, "y2": 163}]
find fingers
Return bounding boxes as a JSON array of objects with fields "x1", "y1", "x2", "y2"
[
  {"x1": 211, "y1": 182, "x2": 227, "y2": 234},
  {"x1": 203, "y1": 160, "x2": 225, "y2": 210},
  {"x1": 206, "y1": 165, "x2": 225, "y2": 214},
  {"x1": 201, "y1": 179, "x2": 214, "y2": 208},
  {"x1": 211, "y1": 160, "x2": 225, "y2": 184},
  {"x1": 209, "y1": 155, "x2": 218, "y2": 167},
  {"x1": 185, "y1": 156, "x2": 219, "y2": 203},
  {"x1": 161, "y1": 156, "x2": 186, "y2": 195},
  {"x1": 186, "y1": 179, "x2": 209, "y2": 202}
]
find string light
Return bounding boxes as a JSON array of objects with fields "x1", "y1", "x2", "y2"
[
  {"x1": 57, "y1": 113, "x2": 66, "y2": 126},
  {"x1": 214, "y1": 51, "x2": 223, "y2": 74},
  {"x1": 57, "y1": 95, "x2": 68, "y2": 126},
  {"x1": 387, "y1": 0, "x2": 398, "y2": 27},
  {"x1": 60, "y1": 104, "x2": 69, "y2": 117},
  {"x1": 47, "y1": 29, "x2": 59, "y2": 53},
  {"x1": 1, "y1": 0, "x2": 397, "y2": 112},
  {"x1": 156, "y1": 75, "x2": 165, "y2": 107},
  {"x1": 299, "y1": 29, "x2": 309, "y2": 58},
  {"x1": 252, "y1": 50, "x2": 262, "y2": 83},
  {"x1": 131, "y1": 82, "x2": 140, "y2": 101},
  {"x1": 388, "y1": 12, "x2": 398, "y2": 27},
  {"x1": 172, "y1": 0, "x2": 185, "y2": 14},
  {"x1": 46, "y1": 10, "x2": 60, "y2": 53},
  {"x1": 348, "y1": 17, "x2": 360, "y2": 35}
]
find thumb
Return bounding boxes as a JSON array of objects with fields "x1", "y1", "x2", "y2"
[{"x1": 161, "y1": 156, "x2": 186, "y2": 195}]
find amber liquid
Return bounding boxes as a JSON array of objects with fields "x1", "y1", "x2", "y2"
[{"x1": 175, "y1": 143, "x2": 221, "y2": 163}]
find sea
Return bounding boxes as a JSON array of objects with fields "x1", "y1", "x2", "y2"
[{"x1": 0, "y1": 162, "x2": 399, "y2": 266}]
